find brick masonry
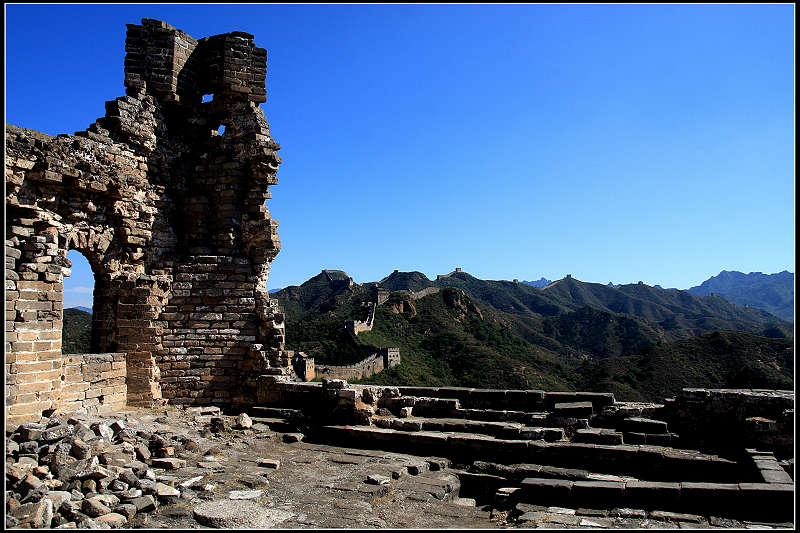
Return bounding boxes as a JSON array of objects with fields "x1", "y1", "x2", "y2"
[{"x1": 6, "y1": 18, "x2": 286, "y2": 425}]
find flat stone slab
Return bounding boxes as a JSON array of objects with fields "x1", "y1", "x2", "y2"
[
  {"x1": 151, "y1": 458, "x2": 186, "y2": 470},
  {"x1": 553, "y1": 402, "x2": 593, "y2": 417},
  {"x1": 228, "y1": 490, "x2": 263, "y2": 500},
  {"x1": 197, "y1": 461, "x2": 224, "y2": 471},
  {"x1": 155, "y1": 482, "x2": 180, "y2": 497},
  {"x1": 620, "y1": 417, "x2": 668, "y2": 434},
  {"x1": 193, "y1": 500, "x2": 293, "y2": 528},
  {"x1": 257, "y1": 458, "x2": 280, "y2": 469},
  {"x1": 94, "y1": 512, "x2": 127, "y2": 528},
  {"x1": 573, "y1": 428, "x2": 623, "y2": 445}
]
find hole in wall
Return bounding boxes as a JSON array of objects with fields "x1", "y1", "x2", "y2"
[
  {"x1": 202, "y1": 93, "x2": 214, "y2": 103},
  {"x1": 217, "y1": 125, "x2": 226, "y2": 136},
  {"x1": 63, "y1": 250, "x2": 95, "y2": 354}
]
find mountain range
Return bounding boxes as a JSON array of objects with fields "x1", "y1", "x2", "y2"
[{"x1": 271, "y1": 269, "x2": 792, "y2": 400}]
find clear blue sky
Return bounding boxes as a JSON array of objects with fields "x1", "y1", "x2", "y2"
[{"x1": 5, "y1": 4, "x2": 794, "y2": 309}]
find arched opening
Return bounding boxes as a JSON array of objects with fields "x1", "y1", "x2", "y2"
[{"x1": 62, "y1": 250, "x2": 96, "y2": 354}]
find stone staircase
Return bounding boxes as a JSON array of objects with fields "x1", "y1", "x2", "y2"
[
  {"x1": 307, "y1": 388, "x2": 749, "y2": 484},
  {"x1": 252, "y1": 379, "x2": 794, "y2": 522}
]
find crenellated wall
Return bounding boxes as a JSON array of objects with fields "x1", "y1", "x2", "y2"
[{"x1": 314, "y1": 348, "x2": 401, "y2": 381}]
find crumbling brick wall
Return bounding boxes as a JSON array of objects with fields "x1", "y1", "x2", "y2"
[
  {"x1": 6, "y1": 19, "x2": 286, "y2": 425},
  {"x1": 60, "y1": 353, "x2": 127, "y2": 414}
]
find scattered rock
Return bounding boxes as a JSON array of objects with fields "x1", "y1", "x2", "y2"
[
  {"x1": 12, "y1": 499, "x2": 54, "y2": 528},
  {"x1": 134, "y1": 445, "x2": 151, "y2": 462},
  {"x1": 130, "y1": 495, "x2": 157, "y2": 513},
  {"x1": 94, "y1": 512, "x2": 127, "y2": 528},
  {"x1": 235, "y1": 413, "x2": 253, "y2": 429},
  {"x1": 282, "y1": 433, "x2": 303, "y2": 443},
  {"x1": 366, "y1": 474, "x2": 391, "y2": 485},
  {"x1": 112, "y1": 504, "x2": 137, "y2": 520},
  {"x1": 82, "y1": 497, "x2": 111, "y2": 518},
  {"x1": 42, "y1": 425, "x2": 73, "y2": 443},
  {"x1": 19, "y1": 473, "x2": 45, "y2": 493},
  {"x1": 18, "y1": 423, "x2": 46, "y2": 441},
  {"x1": 150, "y1": 457, "x2": 186, "y2": 470},
  {"x1": 155, "y1": 482, "x2": 180, "y2": 498},
  {"x1": 210, "y1": 417, "x2": 230, "y2": 433},
  {"x1": 91, "y1": 423, "x2": 114, "y2": 441},
  {"x1": 71, "y1": 439, "x2": 91, "y2": 460},
  {"x1": 257, "y1": 458, "x2": 280, "y2": 469},
  {"x1": 179, "y1": 476, "x2": 205, "y2": 489}
]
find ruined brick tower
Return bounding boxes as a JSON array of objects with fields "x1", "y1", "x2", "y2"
[{"x1": 6, "y1": 19, "x2": 288, "y2": 425}]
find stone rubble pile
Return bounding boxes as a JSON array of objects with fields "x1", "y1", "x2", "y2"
[{"x1": 4, "y1": 408, "x2": 271, "y2": 529}]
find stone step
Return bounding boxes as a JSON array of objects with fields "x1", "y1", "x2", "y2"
[
  {"x1": 620, "y1": 417, "x2": 668, "y2": 434},
  {"x1": 747, "y1": 450, "x2": 794, "y2": 484},
  {"x1": 514, "y1": 477, "x2": 793, "y2": 521},
  {"x1": 553, "y1": 401, "x2": 593, "y2": 418},
  {"x1": 623, "y1": 432, "x2": 677, "y2": 446},
  {"x1": 572, "y1": 428, "x2": 624, "y2": 445},
  {"x1": 389, "y1": 394, "x2": 599, "y2": 427},
  {"x1": 372, "y1": 416, "x2": 564, "y2": 442},
  {"x1": 393, "y1": 406, "x2": 588, "y2": 430},
  {"x1": 315, "y1": 426, "x2": 740, "y2": 482},
  {"x1": 470, "y1": 460, "x2": 634, "y2": 484}
]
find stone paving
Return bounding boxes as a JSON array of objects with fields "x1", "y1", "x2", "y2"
[{"x1": 5, "y1": 405, "x2": 794, "y2": 529}]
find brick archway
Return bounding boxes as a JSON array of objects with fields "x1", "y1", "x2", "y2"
[{"x1": 6, "y1": 19, "x2": 288, "y2": 424}]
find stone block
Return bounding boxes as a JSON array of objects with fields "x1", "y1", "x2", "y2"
[
  {"x1": 572, "y1": 428, "x2": 623, "y2": 445},
  {"x1": 571, "y1": 480, "x2": 625, "y2": 505},
  {"x1": 620, "y1": 417, "x2": 668, "y2": 434},
  {"x1": 624, "y1": 481, "x2": 680, "y2": 509},
  {"x1": 553, "y1": 402, "x2": 593, "y2": 418},
  {"x1": 737, "y1": 483, "x2": 794, "y2": 521},
  {"x1": 679, "y1": 482, "x2": 740, "y2": 514},
  {"x1": 519, "y1": 478, "x2": 573, "y2": 504},
  {"x1": 758, "y1": 468, "x2": 792, "y2": 484}
]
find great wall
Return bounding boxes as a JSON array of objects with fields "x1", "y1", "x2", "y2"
[{"x1": 4, "y1": 19, "x2": 795, "y2": 529}]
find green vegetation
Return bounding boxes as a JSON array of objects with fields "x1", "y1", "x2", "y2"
[
  {"x1": 575, "y1": 331, "x2": 794, "y2": 401},
  {"x1": 272, "y1": 269, "x2": 794, "y2": 401},
  {"x1": 356, "y1": 288, "x2": 575, "y2": 390},
  {"x1": 62, "y1": 308, "x2": 91, "y2": 354}
]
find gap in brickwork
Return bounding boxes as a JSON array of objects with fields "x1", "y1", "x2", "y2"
[
  {"x1": 217, "y1": 124, "x2": 226, "y2": 136},
  {"x1": 62, "y1": 250, "x2": 95, "y2": 354},
  {"x1": 202, "y1": 93, "x2": 214, "y2": 103}
]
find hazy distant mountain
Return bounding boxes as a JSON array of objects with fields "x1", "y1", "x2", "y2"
[
  {"x1": 72, "y1": 306, "x2": 92, "y2": 314},
  {"x1": 687, "y1": 271, "x2": 794, "y2": 322},
  {"x1": 521, "y1": 278, "x2": 553, "y2": 288}
]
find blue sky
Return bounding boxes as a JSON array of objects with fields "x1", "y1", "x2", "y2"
[{"x1": 5, "y1": 4, "x2": 794, "y2": 309}]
